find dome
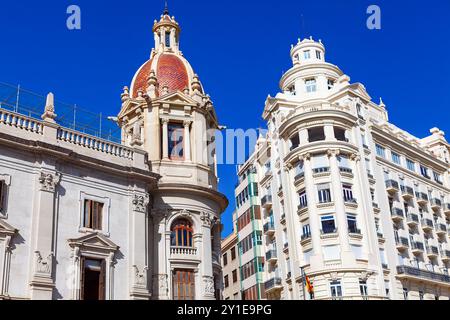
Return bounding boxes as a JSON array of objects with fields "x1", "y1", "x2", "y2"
[{"x1": 130, "y1": 53, "x2": 193, "y2": 98}]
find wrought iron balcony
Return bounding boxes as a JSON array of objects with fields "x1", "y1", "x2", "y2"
[
  {"x1": 265, "y1": 250, "x2": 278, "y2": 263},
  {"x1": 339, "y1": 167, "x2": 353, "y2": 174},
  {"x1": 436, "y1": 223, "x2": 447, "y2": 234},
  {"x1": 264, "y1": 277, "x2": 283, "y2": 292},
  {"x1": 442, "y1": 250, "x2": 450, "y2": 262},
  {"x1": 321, "y1": 228, "x2": 338, "y2": 236},
  {"x1": 395, "y1": 237, "x2": 409, "y2": 250},
  {"x1": 426, "y1": 245, "x2": 439, "y2": 257},
  {"x1": 385, "y1": 180, "x2": 399, "y2": 193},
  {"x1": 263, "y1": 222, "x2": 275, "y2": 235},
  {"x1": 415, "y1": 192, "x2": 428, "y2": 204},
  {"x1": 421, "y1": 218, "x2": 434, "y2": 231},
  {"x1": 301, "y1": 233, "x2": 312, "y2": 242},
  {"x1": 261, "y1": 195, "x2": 273, "y2": 208},
  {"x1": 313, "y1": 167, "x2": 330, "y2": 174},
  {"x1": 391, "y1": 208, "x2": 404, "y2": 221},
  {"x1": 344, "y1": 197, "x2": 358, "y2": 205},
  {"x1": 431, "y1": 198, "x2": 442, "y2": 210},
  {"x1": 397, "y1": 265, "x2": 450, "y2": 284},
  {"x1": 400, "y1": 185, "x2": 414, "y2": 199},
  {"x1": 294, "y1": 172, "x2": 305, "y2": 182},
  {"x1": 411, "y1": 241, "x2": 424, "y2": 254},
  {"x1": 298, "y1": 202, "x2": 308, "y2": 211},
  {"x1": 406, "y1": 213, "x2": 419, "y2": 226},
  {"x1": 348, "y1": 227, "x2": 361, "y2": 235}
]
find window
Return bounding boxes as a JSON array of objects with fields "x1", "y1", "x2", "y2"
[
  {"x1": 299, "y1": 190, "x2": 308, "y2": 208},
  {"x1": 316, "y1": 50, "x2": 322, "y2": 59},
  {"x1": 321, "y1": 215, "x2": 336, "y2": 234},
  {"x1": 375, "y1": 144, "x2": 386, "y2": 158},
  {"x1": 290, "y1": 134, "x2": 300, "y2": 150},
  {"x1": 334, "y1": 127, "x2": 347, "y2": 141},
  {"x1": 81, "y1": 258, "x2": 106, "y2": 300},
  {"x1": 0, "y1": 180, "x2": 6, "y2": 214},
  {"x1": 391, "y1": 152, "x2": 401, "y2": 165},
  {"x1": 171, "y1": 219, "x2": 193, "y2": 247},
  {"x1": 403, "y1": 288, "x2": 408, "y2": 300},
  {"x1": 420, "y1": 165, "x2": 430, "y2": 178},
  {"x1": 304, "y1": 50, "x2": 311, "y2": 59},
  {"x1": 165, "y1": 31, "x2": 171, "y2": 47},
  {"x1": 433, "y1": 171, "x2": 442, "y2": 184},
  {"x1": 224, "y1": 275, "x2": 229, "y2": 288},
  {"x1": 168, "y1": 122, "x2": 185, "y2": 160},
  {"x1": 317, "y1": 184, "x2": 331, "y2": 203},
  {"x1": 173, "y1": 269, "x2": 195, "y2": 300},
  {"x1": 305, "y1": 78, "x2": 317, "y2": 93},
  {"x1": 343, "y1": 184, "x2": 354, "y2": 202},
  {"x1": 302, "y1": 224, "x2": 311, "y2": 238},
  {"x1": 308, "y1": 127, "x2": 325, "y2": 142},
  {"x1": 347, "y1": 214, "x2": 358, "y2": 233},
  {"x1": 84, "y1": 200, "x2": 104, "y2": 230},
  {"x1": 406, "y1": 159, "x2": 415, "y2": 172},
  {"x1": 327, "y1": 79, "x2": 335, "y2": 90},
  {"x1": 232, "y1": 270, "x2": 238, "y2": 283},
  {"x1": 330, "y1": 280, "x2": 342, "y2": 298},
  {"x1": 231, "y1": 247, "x2": 236, "y2": 260},
  {"x1": 223, "y1": 253, "x2": 228, "y2": 266},
  {"x1": 359, "y1": 280, "x2": 368, "y2": 297}
]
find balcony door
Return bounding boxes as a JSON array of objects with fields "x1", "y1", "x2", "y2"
[
  {"x1": 81, "y1": 258, "x2": 106, "y2": 300},
  {"x1": 173, "y1": 269, "x2": 195, "y2": 300}
]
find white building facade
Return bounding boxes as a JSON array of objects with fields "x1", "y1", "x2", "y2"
[
  {"x1": 0, "y1": 9, "x2": 227, "y2": 300},
  {"x1": 228, "y1": 37, "x2": 450, "y2": 300}
]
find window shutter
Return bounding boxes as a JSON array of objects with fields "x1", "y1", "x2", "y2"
[
  {"x1": 99, "y1": 259, "x2": 106, "y2": 300},
  {"x1": 80, "y1": 257, "x2": 85, "y2": 300}
]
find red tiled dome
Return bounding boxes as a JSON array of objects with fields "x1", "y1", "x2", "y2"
[{"x1": 131, "y1": 54, "x2": 189, "y2": 98}]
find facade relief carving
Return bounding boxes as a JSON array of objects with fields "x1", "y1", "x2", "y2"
[{"x1": 38, "y1": 171, "x2": 60, "y2": 192}]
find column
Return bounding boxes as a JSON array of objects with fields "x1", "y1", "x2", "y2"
[
  {"x1": 162, "y1": 119, "x2": 169, "y2": 160},
  {"x1": 129, "y1": 191, "x2": 151, "y2": 300},
  {"x1": 183, "y1": 120, "x2": 191, "y2": 162},
  {"x1": 299, "y1": 128, "x2": 308, "y2": 145},
  {"x1": 30, "y1": 168, "x2": 60, "y2": 300},
  {"x1": 324, "y1": 123, "x2": 335, "y2": 141},
  {"x1": 327, "y1": 149, "x2": 352, "y2": 260},
  {"x1": 200, "y1": 212, "x2": 214, "y2": 300}
]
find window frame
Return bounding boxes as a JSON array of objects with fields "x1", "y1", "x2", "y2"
[
  {"x1": 330, "y1": 280, "x2": 342, "y2": 298},
  {"x1": 305, "y1": 78, "x2": 317, "y2": 93},
  {"x1": 79, "y1": 192, "x2": 110, "y2": 235}
]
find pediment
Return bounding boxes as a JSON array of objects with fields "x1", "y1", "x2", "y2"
[
  {"x1": 349, "y1": 83, "x2": 372, "y2": 101},
  {"x1": 68, "y1": 232, "x2": 119, "y2": 252},
  {"x1": 0, "y1": 219, "x2": 17, "y2": 237},
  {"x1": 154, "y1": 91, "x2": 199, "y2": 106}
]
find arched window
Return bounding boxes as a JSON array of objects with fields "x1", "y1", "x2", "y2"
[{"x1": 171, "y1": 219, "x2": 193, "y2": 247}]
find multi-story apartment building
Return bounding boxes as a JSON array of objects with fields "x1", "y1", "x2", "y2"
[
  {"x1": 223, "y1": 36, "x2": 450, "y2": 300},
  {"x1": 221, "y1": 211, "x2": 241, "y2": 300},
  {"x1": 232, "y1": 155, "x2": 266, "y2": 300}
]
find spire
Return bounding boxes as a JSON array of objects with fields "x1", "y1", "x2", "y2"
[{"x1": 163, "y1": 0, "x2": 169, "y2": 15}]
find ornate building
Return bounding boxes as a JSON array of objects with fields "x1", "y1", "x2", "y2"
[
  {"x1": 226, "y1": 37, "x2": 450, "y2": 300},
  {"x1": 0, "y1": 8, "x2": 227, "y2": 300}
]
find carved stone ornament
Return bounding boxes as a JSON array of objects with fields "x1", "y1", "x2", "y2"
[
  {"x1": 153, "y1": 274, "x2": 168, "y2": 295},
  {"x1": 203, "y1": 276, "x2": 215, "y2": 295},
  {"x1": 132, "y1": 193, "x2": 150, "y2": 213},
  {"x1": 329, "y1": 272, "x2": 338, "y2": 281},
  {"x1": 201, "y1": 211, "x2": 217, "y2": 227},
  {"x1": 35, "y1": 251, "x2": 53, "y2": 274},
  {"x1": 38, "y1": 171, "x2": 60, "y2": 192},
  {"x1": 133, "y1": 265, "x2": 148, "y2": 287}
]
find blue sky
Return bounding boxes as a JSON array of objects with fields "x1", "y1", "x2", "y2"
[{"x1": 1, "y1": 0, "x2": 449, "y2": 237}]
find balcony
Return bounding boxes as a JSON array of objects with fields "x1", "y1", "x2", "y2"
[
  {"x1": 436, "y1": 223, "x2": 447, "y2": 235},
  {"x1": 301, "y1": 233, "x2": 312, "y2": 243},
  {"x1": 339, "y1": 167, "x2": 353, "y2": 177},
  {"x1": 265, "y1": 250, "x2": 278, "y2": 263},
  {"x1": 431, "y1": 198, "x2": 442, "y2": 211},
  {"x1": 280, "y1": 213, "x2": 286, "y2": 224},
  {"x1": 264, "y1": 277, "x2": 283, "y2": 293},
  {"x1": 411, "y1": 241, "x2": 424, "y2": 254},
  {"x1": 415, "y1": 192, "x2": 428, "y2": 205},
  {"x1": 321, "y1": 228, "x2": 338, "y2": 239},
  {"x1": 263, "y1": 222, "x2": 275, "y2": 236},
  {"x1": 344, "y1": 198, "x2": 358, "y2": 207},
  {"x1": 294, "y1": 172, "x2": 305, "y2": 183},
  {"x1": 400, "y1": 185, "x2": 414, "y2": 200},
  {"x1": 441, "y1": 250, "x2": 450, "y2": 262},
  {"x1": 397, "y1": 265, "x2": 450, "y2": 285},
  {"x1": 170, "y1": 246, "x2": 198, "y2": 261},
  {"x1": 421, "y1": 218, "x2": 434, "y2": 231},
  {"x1": 313, "y1": 167, "x2": 330, "y2": 175},
  {"x1": 395, "y1": 237, "x2": 409, "y2": 250},
  {"x1": 261, "y1": 195, "x2": 273, "y2": 209},
  {"x1": 385, "y1": 180, "x2": 399, "y2": 194},
  {"x1": 426, "y1": 245, "x2": 439, "y2": 258},
  {"x1": 390, "y1": 208, "x2": 404, "y2": 222},
  {"x1": 444, "y1": 203, "x2": 450, "y2": 215}
]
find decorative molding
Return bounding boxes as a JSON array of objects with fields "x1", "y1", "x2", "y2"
[
  {"x1": 132, "y1": 265, "x2": 148, "y2": 287},
  {"x1": 200, "y1": 211, "x2": 217, "y2": 227},
  {"x1": 203, "y1": 276, "x2": 215, "y2": 295},
  {"x1": 132, "y1": 193, "x2": 150, "y2": 213},
  {"x1": 38, "y1": 171, "x2": 60, "y2": 192},
  {"x1": 34, "y1": 251, "x2": 53, "y2": 275}
]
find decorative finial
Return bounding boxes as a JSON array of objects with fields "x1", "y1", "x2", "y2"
[
  {"x1": 41, "y1": 92, "x2": 57, "y2": 123},
  {"x1": 379, "y1": 97, "x2": 385, "y2": 107},
  {"x1": 163, "y1": 0, "x2": 169, "y2": 15}
]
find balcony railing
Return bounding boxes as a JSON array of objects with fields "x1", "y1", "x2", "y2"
[
  {"x1": 426, "y1": 245, "x2": 439, "y2": 256},
  {"x1": 170, "y1": 246, "x2": 198, "y2": 256},
  {"x1": 415, "y1": 192, "x2": 428, "y2": 203},
  {"x1": 442, "y1": 250, "x2": 450, "y2": 260},
  {"x1": 261, "y1": 195, "x2": 273, "y2": 208},
  {"x1": 264, "y1": 277, "x2": 283, "y2": 291},
  {"x1": 298, "y1": 202, "x2": 308, "y2": 211},
  {"x1": 263, "y1": 222, "x2": 275, "y2": 235},
  {"x1": 406, "y1": 213, "x2": 419, "y2": 225},
  {"x1": 436, "y1": 223, "x2": 447, "y2": 233},
  {"x1": 431, "y1": 198, "x2": 442, "y2": 209},
  {"x1": 385, "y1": 180, "x2": 399, "y2": 192},
  {"x1": 397, "y1": 265, "x2": 450, "y2": 284},
  {"x1": 395, "y1": 237, "x2": 409, "y2": 248},
  {"x1": 400, "y1": 185, "x2": 414, "y2": 199},
  {"x1": 344, "y1": 198, "x2": 358, "y2": 204},
  {"x1": 313, "y1": 167, "x2": 330, "y2": 174},
  {"x1": 265, "y1": 250, "x2": 278, "y2": 262},
  {"x1": 339, "y1": 167, "x2": 353, "y2": 174},
  {"x1": 411, "y1": 241, "x2": 424, "y2": 252},
  {"x1": 294, "y1": 172, "x2": 305, "y2": 181},
  {"x1": 444, "y1": 203, "x2": 450, "y2": 214},
  {"x1": 348, "y1": 227, "x2": 361, "y2": 235},
  {"x1": 301, "y1": 233, "x2": 312, "y2": 241},
  {"x1": 391, "y1": 208, "x2": 404, "y2": 220},
  {"x1": 421, "y1": 218, "x2": 434, "y2": 230},
  {"x1": 321, "y1": 228, "x2": 338, "y2": 235}
]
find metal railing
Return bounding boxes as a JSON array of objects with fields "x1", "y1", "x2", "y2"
[
  {"x1": 397, "y1": 265, "x2": 450, "y2": 283},
  {"x1": 385, "y1": 180, "x2": 399, "y2": 190},
  {"x1": 264, "y1": 277, "x2": 282, "y2": 291}
]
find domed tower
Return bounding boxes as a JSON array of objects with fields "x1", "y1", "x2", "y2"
[{"x1": 117, "y1": 6, "x2": 227, "y2": 300}]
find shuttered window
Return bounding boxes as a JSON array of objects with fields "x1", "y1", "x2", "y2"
[
  {"x1": 173, "y1": 270, "x2": 195, "y2": 300},
  {"x1": 84, "y1": 200, "x2": 103, "y2": 230}
]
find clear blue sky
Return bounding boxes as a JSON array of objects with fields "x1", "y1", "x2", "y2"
[{"x1": 1, "y1": 0, "x2": 449, "y2": 237}]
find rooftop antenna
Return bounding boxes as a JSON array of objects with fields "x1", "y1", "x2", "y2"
[{"x1": 164, "y1": 0, "x2": 169, "y2": 15}]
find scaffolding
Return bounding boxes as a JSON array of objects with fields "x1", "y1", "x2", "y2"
[{"x1": 0, "y1": 82, "x2": 122, "y2": 143}]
